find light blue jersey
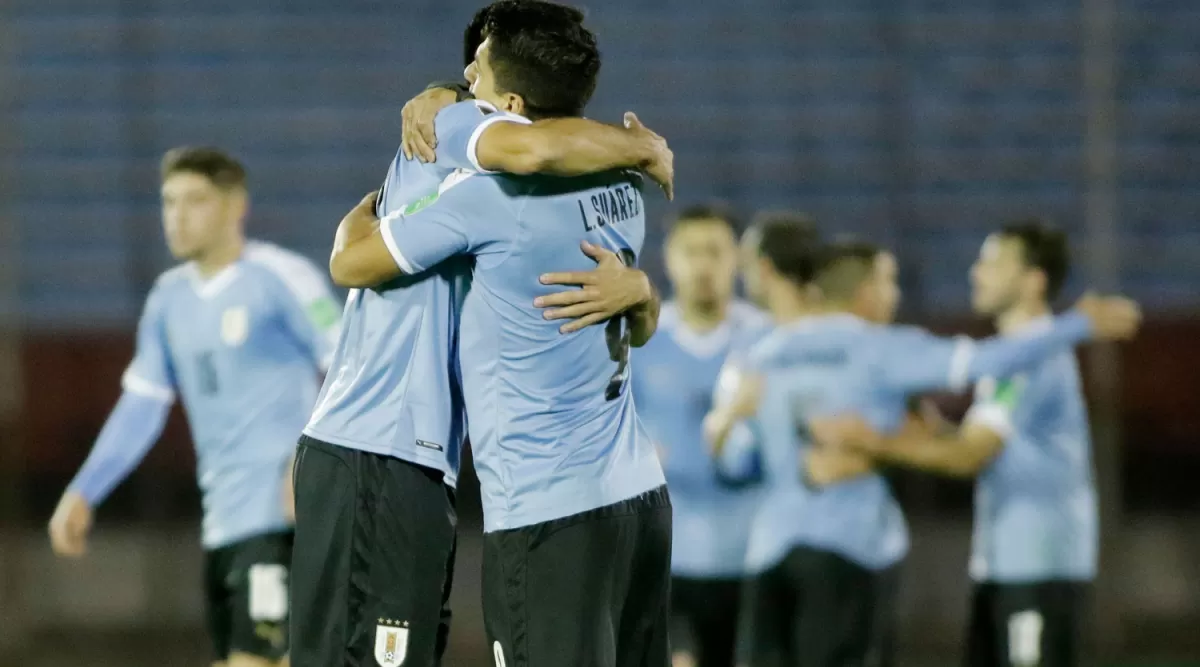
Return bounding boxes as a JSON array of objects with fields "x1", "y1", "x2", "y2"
[
  {"x1": 122, "y1": 241, "x2": 340, "y2": 548},
  {"x1": 965, "y1": 317, "x2": 1098, "y2": 583},
  {"x1": 740, "y1": 311, "x2": 1094, "y2": 574},
  {"x1": 303, "y1": 101, "x2": 529, "y2": 484},
  {"x1": 631, "y1": 300, "x2": 769, "y2": 578},
  {"x1": 383, "y1": 165, "x2": 666, "y2": 532}
]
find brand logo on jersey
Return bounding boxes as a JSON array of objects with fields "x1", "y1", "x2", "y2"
[
  {"x1": 374, "y1": 619, "x2": 409, "y2": 666},
  {"x1": 221, "y1": 306, "x2": 250, "y2": 347}
]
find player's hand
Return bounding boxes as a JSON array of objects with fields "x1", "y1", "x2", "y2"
[
  {"x1": 808, "y1": 415, "x2": 882, "y2": 453},
  {"x1": 1073, "y1": 292, "x2": 1142, "y2": 341},
  {"x1": 624, "y1": 112, "x2": 673, "y2": 201},
  {"x1": 402, "y1": 87, "x2": 458, "y2": 163},
  {"x1": 48, "y1": 491, "x2": 93, "y2": 558},
  {"x1": 727, "y1": 372, "x2": 764, "y2": 420},
  {"x1": 535, "y1": 241, "x2": 652, "y2": 334}
]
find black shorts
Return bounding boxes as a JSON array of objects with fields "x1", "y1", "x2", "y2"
[
  {"x1": 290, "y1": 435, "x2": 457, "y2": 667},
  {"x1": 203, "y1": 530, "x2": 294, "y2": 662},
  {"x1": 483, "y1": 486, "x2": 672, "y2": 667},
  {"x1": 670, "y1": 576, "x2": 742, "y2": 667},
  {"x1": 965, "y1": 580, "x2": 1088, "y2": 667},
  {"x1": 740, "y1": 546, "x2": 880, "y2": 667}
]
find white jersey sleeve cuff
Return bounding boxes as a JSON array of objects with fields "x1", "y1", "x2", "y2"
[
  {"x1": 121, "y1": 369, "x2": 175, "y2": 403},
  {"x1": 380, "y1": 212, "x2": 420, "y2": 275},
  {"x1": 466, "y1": 113, "x2": 534, "y2": 174},
  {"x1": 964, "y1": 403, "x2": 1014, "y2": 440},
  {"x1": 947, "y1": 336, "x2": 975, "y2": 392}
]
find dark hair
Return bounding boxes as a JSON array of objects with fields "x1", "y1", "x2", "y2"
[
  {"x1": 751, "y1": 215, "x2": 821, "y2": 287},
  {"x1": 668, "y1": 201, "x2": 742, "y2": 236},
  {"x1": 813, "y1": 239, "x2": 883, "y2": 301},
  {"x1": 998, "y1": 218, "x2": 1070, "y2": 300},
  {"x1": 465, "y1": 0, "x2": 584, "y2": 67},
  {"x1": 160, "y1": 146, "x2": 246, "y2": 189},
  {"x1": 483, "y1": 1, "x2": 599, "y2": 119}
]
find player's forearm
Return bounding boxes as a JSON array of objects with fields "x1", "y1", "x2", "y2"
[
  {"x1": 877, "y1": 434, "x2": 990, "y2": 478},
  {"x1": 67, "y1": 391, "x2": 171, "y2": 505},
  {"x1": 962, "y1": 311, "x2": 1091, "y2": 387},
  {"x1": 628, "y1": 280, "x2": 660, "y2": 348},
  {"x1": 329, "y1": 209, "x2": 397, "y2": 288},
  {"x1": 480, "y1": 118, "x2": 653, "y2": 176},
  {"x1": 805, "y1": 449, "x2": 875, "y2": 487}
]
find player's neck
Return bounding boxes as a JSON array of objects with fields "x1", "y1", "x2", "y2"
[
  {"x1": 767, "y1": 288, "x2": 809, "y2": 324},
  {"x1": 194, "y1": 237, "x2": 245, "y2": 278},
  {"x1": 678, "y1": 300, "x2": 729, "y2": 332},
  {"x1": 996, "y1": 300, "x2": 1050, "y2": 334}
]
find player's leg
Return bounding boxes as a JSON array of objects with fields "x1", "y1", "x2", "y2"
[
  {"x1": 865, "y1": 565, "x2": 901, "y2": 667},
  {"x1": 289, "y1": 436, "x2": 360, "y2": 667},
  {"x1": 991, "y1": 581, "x2": 1086, "y2": 667},
  {"x1": 738, "y1": 557, "x2": 797, "y2": 667},
  {"x1": 483, "y1": 487, "x2": 666, "y2": 667},
  {"x1": 346, "y1": 455, "x2": 457, "y2": 667},
  {"x1": 669, "y1": 577, "x2": 701, "y2": 667},
  {"x1": 205, "y1": 544, "x2": 235, "y2": 667},
  {"x1": 672, "y1": 577, "x2": 740, "y2": 667},
  {"x1": 615, "y1": 487, "x2": 672, "y2": 667},
  {"x1": 225, "y1": 532, "x2": 293, "y2": 667},
  {"x1": 963, "y1": 583, "x2": 1000, "y2": 667},
  {"x1": 789, "y1": 547, "x2": 874, "y2": 667}
]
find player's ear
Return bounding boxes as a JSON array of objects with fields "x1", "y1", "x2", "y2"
[{"x1": 504, "y1": 93, "x2": 526, "y2": 117}]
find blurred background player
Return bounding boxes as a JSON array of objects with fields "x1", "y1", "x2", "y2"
[
  {"x1": 292, "y1": 3, "x2": 673, "y2": 667},
  {"x1": 708, "y1": 239, "x2": 1139, "y2": 667},
  {"x1": 328, "y1": 8, "x2": 671, "y2": 665},
  {"x1": 47, "y1": 147, "x2": 342, "y2": 667},
  {"x1": 630, "y1": 204, "x2": 783, "y2": 667},
  {"x1": 821, "y1": 220, "x2": 1098, "y2": 667}
]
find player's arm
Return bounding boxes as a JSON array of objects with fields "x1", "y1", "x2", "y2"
[
  {"x1": 49, "y1": 288, "x2": 176, "y2": 557},
  {"x1": 804, "y1": 447, "x2": 876, "y2": 486},
  {"x1": 406, "y1": 89, "x2": 674, "y2": 198},
  {"x1": 878, "y1": 294, "x2": 1140, "y2": 395},
  {"x1": 331, "y1": 176, "x2": 509, "y2": 289},
  {"x1": 703, "y1": 365, "x2": 764, "y2": 456}
]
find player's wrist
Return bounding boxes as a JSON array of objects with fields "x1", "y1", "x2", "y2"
[{"x1": 424, "y1": 80, "x2": 472, "y2": 103}]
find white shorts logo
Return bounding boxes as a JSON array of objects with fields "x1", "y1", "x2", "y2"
[
  {"x1": 1007, "y1": 609, "x2": 1044, "y2": 666},
  {"x1": 221, "y1": 306, "x2": 250, "y2": 346},
  {"x1": 374, "y1": 620, "x2": 409, "y2": 667},
  {"x1": 493, "y1": 640, "x2": 507, "y2": 667}
]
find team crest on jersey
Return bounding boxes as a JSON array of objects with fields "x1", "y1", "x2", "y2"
[
  {"x1": 220, "y1": 306, "x2": 250, "y2": 347},
  {"x1": 374, "y1": 619, "x2": 409, "y2": 666}
]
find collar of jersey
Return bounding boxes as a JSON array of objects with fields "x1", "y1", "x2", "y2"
[
  {"x1": 187, "y1": 262, "x2": 241, "y2": 299},
  {"x1": 777, "y1": 312, "x2": 867, "y2": 332}
]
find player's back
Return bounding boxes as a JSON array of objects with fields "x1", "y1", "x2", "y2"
[
  {"x1": 459, "y1": 170, "x2": 665, "y2": 532},
  {"x1": 135, "y1": 241, "x2": 338, "y2": 546},
  {"x1": 304, "y1": 101, "x2": 494, "y2": 483},
  {"x1": 969, "y1": 318, "x2": 1097, "y2": 582},
  {"x1": 744, "y1": 314, "x2": 909, "y2": 573}
]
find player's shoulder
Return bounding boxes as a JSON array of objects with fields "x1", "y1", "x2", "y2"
[
  {"x1": 435, "y1": 99, "x2": 530, "y2": 134},
  {"x1": 241, "y1": 240, "x2": 330, "y2": 303},
  {"x1": 146, "y1": 263, "x2": 192, "y2": 301}
]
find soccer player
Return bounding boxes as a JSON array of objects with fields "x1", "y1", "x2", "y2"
[
  {"x1": 705, "y1": 238, "x2": 1139, "y2": 667},
  {"x1": 47, "y1": 147, "x2": 342, "y2": 667},
  {"x1": 817, "y1": 221, "x2": 1102, "y2": 667},
  {"x1": 325, "y1": 10, "x2": 670, "y2": 667},
  {"x1": 290, "y1": 6, "x2": 673, "y2": 667},
  {"x1": 631, "y1": 206, "x2": 807, "y2": 667}
]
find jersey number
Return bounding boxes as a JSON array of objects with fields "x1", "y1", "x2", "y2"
[
  {"x1": 603, "y1": 249, "x2": 637, "y2": 401},
  {"x1": 248, "y1": 563, "x2": 289, "y2": 622},
  {"x1": 196, "y1": 351, "x2": 219, "y2": 395}
]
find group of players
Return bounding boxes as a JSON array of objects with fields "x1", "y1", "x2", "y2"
[{"x1": 44, "y1": 1, "x2": 1143, "y2": 667}]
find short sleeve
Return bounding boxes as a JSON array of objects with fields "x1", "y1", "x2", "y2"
[
  {"x1": 247, "y1": 245, "x2": 343, "y2": 372},
  {"x1": 380, "y1": 172, "x2": 514, "y2": 273},
  {"x1": 875, "y1": 326, "x2": 974, "y2": 395},
  {"x1": 963, "y1": 375, "x2": 1026, "y2": 440},
  {"x1": 434, "y1": 100, "x2": 532, "y2": 173},
  {"x1": 121, "y1": 283, "x2": 177, "y2": 402}
]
